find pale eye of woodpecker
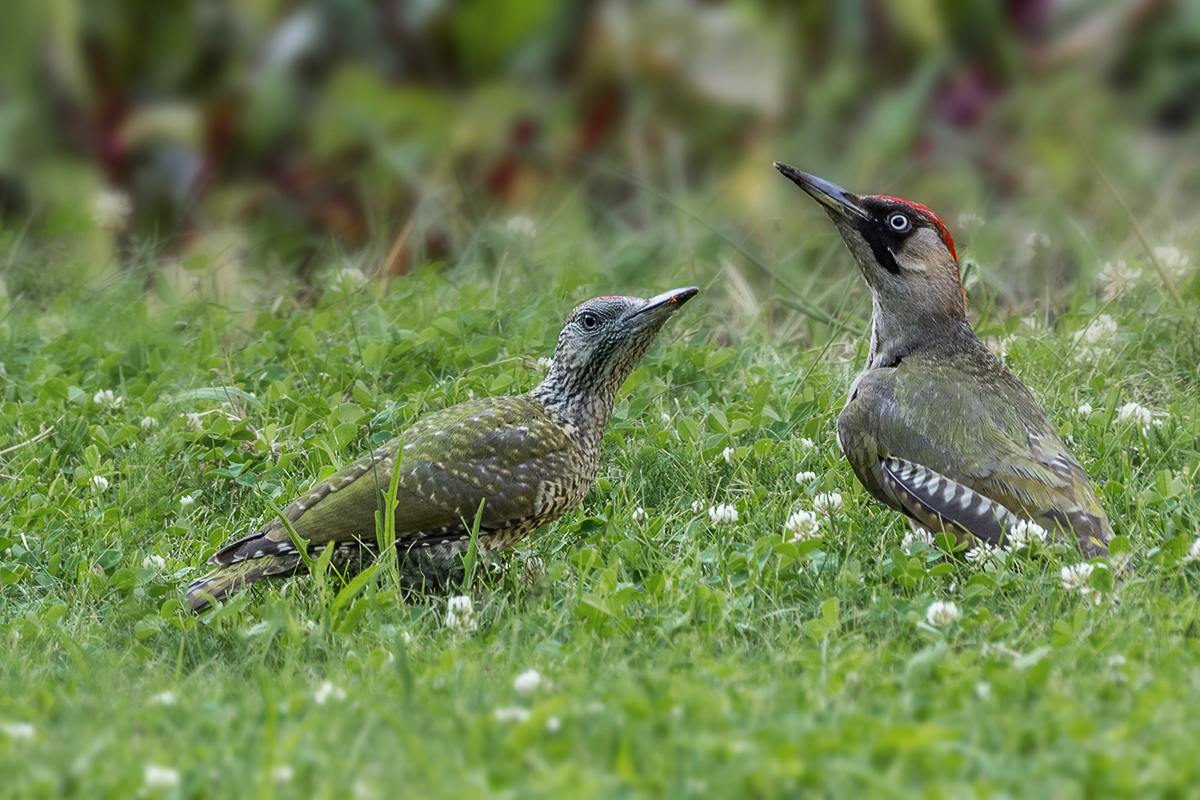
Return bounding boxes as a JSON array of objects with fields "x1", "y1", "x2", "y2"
[{"x1": 887, "y1": 212, "x2": 911, "y2": 232}]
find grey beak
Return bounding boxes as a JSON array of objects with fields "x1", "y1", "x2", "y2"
[
  {"x1": 774, "y1": 163, "x2": 868, "y2": 220},
  {"x1": 626, "y1": 286, "x2": 699, "y2": 323}
]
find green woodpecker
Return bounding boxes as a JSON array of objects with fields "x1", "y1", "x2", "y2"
[
  {"x1": 186, "y1": 287, "x2": 698, "y2": 611},
  {"x1": 775, "y1": 163, "x2": 1112, "y2": 559}
]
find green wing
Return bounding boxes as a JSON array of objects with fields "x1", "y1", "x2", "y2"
[
  {"x1": 207, "y1": 396, "x2": 573, "y2": 564},
  {"x1": 839, "y1": 353, "x2": 1111, "y2": 554}
]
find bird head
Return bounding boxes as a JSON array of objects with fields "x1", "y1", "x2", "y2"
[
  {"x1": 774, "y1": 163, "x2": 966, "y2": 333},
  {"x1": 536, "y1": 287, "x2": 698, "y2": 423}
]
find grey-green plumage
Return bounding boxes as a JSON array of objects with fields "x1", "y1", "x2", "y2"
[
  {"x1": 187, "y1": 287, "x2": 698, "y2": 611},
  {"x1": 837, "y1": 331, "x2": 1112, "y2": 556},
  {"x1": 776, "y1": 163, "x2": 1112, "y2": 558}
]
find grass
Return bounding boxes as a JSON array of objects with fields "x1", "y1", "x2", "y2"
[{"x1": 2, "y1": 174, "x2": 1200, "y2": 798}]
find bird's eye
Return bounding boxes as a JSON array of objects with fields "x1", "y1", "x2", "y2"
[
  {"x1": 887, "y1": 212, "x2": 910, "y2": 232},
  {"x1": 580, "y1": 312, "x2": 599, "y2": 330}
]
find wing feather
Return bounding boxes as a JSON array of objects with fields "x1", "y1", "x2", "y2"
[
  {"x1": 880, "y1": 456, "x2": 1017, "y2": 545},
  {"x1": 839, "y1": 349, "x2": 1113, "y2": 555},
  {"x1": 203, "y1": 397, "x2": 573, "y2": 567}
]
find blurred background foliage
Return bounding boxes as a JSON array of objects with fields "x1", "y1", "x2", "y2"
[{"x1": 0, "y1": 0, "x2": 1197, "y2": 321}]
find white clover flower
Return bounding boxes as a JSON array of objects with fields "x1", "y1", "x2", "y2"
[
  {"x1": 1004, "y1": 520, "x2": 1047, "y2": 551},
  {"x1": 314, "y1": 680, "x2": 346, "y2": 705},
  {"x1": 505, "y1": 216, "x2": 537, "y2": 238},
  {"x1": 272, "y1": 765, "x2": 294, "y2": 783},
  {"x1": 90, "y1": 475, "x2": 110, "y2": 492},
  {"x1": 182, "y1": 412, "x2": 203, "y2": 432},
  {"x1": 1072, "y1": 314, "x2": 1118, "y2": 362},
  {"x1": 401, "y1": 631, "x2": 414, "y2": 644},
  {"x1": 795, "y1": 471, "x2": 817, "y2": 485},
  {"x1": 975, "y1": 681, "x2": 992, "y2": 701},
  {"x1": 143, "y1": 765, "x2": 180, "y2": 790},
  {"x1": 660, "y1": 412, "x2": 672, "y2": 427},
  {"x1": 708, "y1": 504, "x2": 738, "y2": 526},
  {"x1": 93, "y1": 189, "x2": 133, "y2": 232},
  {"x1": 925, "y1": 600, "x2": 960, "y2": 627},
  {"x1": 901, "y1": 527, "x2": 936, "y2": 555},
  {"x1": 691, "y1": 500, "x2": 706, "y2": 515},
  {"x1": 1152, "y1": 246, "x2": 1190, "y2": 285},
  {"x1": 141, "y1": 416, "x2": 159, "y2": 431},
  {"x1": 336, "y1": 267, "x2": 367, "y2": 288},
  {"x1": 1026, "y1": 231, "x2": 1052, "y2": 251},
  {"x1": 1, "y1": 722, "x2": 34, "y2": 740},
  {"x1": 446, "y1": 595, "x2": 477, "y2": 632},
  {"x1": 720, "y1": 446, "x2": 735, "y2": 465},
  {"x1": 784, "y1": 510, "x2": 821, "y2": 543},
  {"x1": 513, "y1": 669, "x2": 542, "y2": 697},
  {"x1": 631, "y1": 507, "x2": 649, "y2": 524},
  {"x1": 1153, "y1": 246, "x2": 1189, "y2": 270},
  {"x1": 536, "y1": 357, "x2": 552, "y2": 372},
  {"x1": 813, "y1": 492, "x2": 843, "y2": 517},
  {"x1": 1185, "y1": 538, "x2": 1200, "y2": 562},
  {"x1": 1078, "y1": 314, "x2": 1118, "y2": 343},
  {"x1": 957, "y1": 212, "x2": 985, "y2": 231},
  {"x1": 1060, "y1": 562, "x2": 1095, "y2": 593},
  {"x1": 1077, "y1": 402, "x2": 1093, "y2": 418},
  {"x1": 36, "y1": 314, "x2": 68, "y2": 342},
  {"x1": 545, "y1": 716, "x2": 561, "y2": 733},
  {"x1": 142, "y1": 554, "x2": 167, "y2": 572},
  {"x1": 149, "y1": 691, "x2": 177, "y2": 706},
  {"x1": 179, "y1": 495, "x2": 195, "y2": 508},
  {"x1": 1117, "y1": 402, "x2": 1153, "y2": 428},
  {"x1": 965, "y1": 542, "x2": 998, "y2": 567},
  {"x1": 798, "y1": 438, "x2": 815, "y2": 450},
  {"x1": 494, "y1": 705, "x2": 531, "y2": 723},
  {"x1": 1098, "y1": 260, "x2": 1141, "y2": 302},
  {"x1": 93, "y1": 389, "x2": 122, "y2": 408}
]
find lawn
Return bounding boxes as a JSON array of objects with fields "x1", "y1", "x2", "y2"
[{"x1": 2, "y1": 162, "x2": 1200, "y2": 798}]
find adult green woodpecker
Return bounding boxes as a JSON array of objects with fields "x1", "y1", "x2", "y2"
[
  {"x1": 186, "y1": 287, "x2": 698, "y2": 611},
  {"x1": 775, "y1": 163, "x2": 1112, "y2": 559}
]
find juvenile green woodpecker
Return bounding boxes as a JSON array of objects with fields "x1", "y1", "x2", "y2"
[
  {"x1": 775, "y1": 163, "x2": 1112, "y2": 559},
  {"x1": 186, "y1": 287, "x2": 698, "y2": 611}
]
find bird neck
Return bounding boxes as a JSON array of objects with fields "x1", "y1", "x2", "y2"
[
  {"x1": 529, "y1": 367, "x2": 616, "y2": 456},
  {"x1": 867, "y1": 296, "x2": 977, "y2": 368}
]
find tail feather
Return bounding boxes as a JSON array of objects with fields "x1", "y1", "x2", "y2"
[{"x1": 186, "y1": 553, "x2": 302, "y2": 612}]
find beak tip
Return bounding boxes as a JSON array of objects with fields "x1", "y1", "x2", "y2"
[
  {"x1": 773, "y1": 163, "x2": 864, "y2": 219},
  {"x1": 634, "y1": 286, "x2": 698, "y2": 322},
  {"x1": 673, "y1": 286, "x2": 699, "y2": 305}
]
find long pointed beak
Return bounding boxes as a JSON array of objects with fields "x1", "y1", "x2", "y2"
[
  {"x1": 625, "y1": 286, "x2": 699, "y2": 324},
  {"x1": 774, "y1": 163, "x2": 868, "y2": 220}
]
